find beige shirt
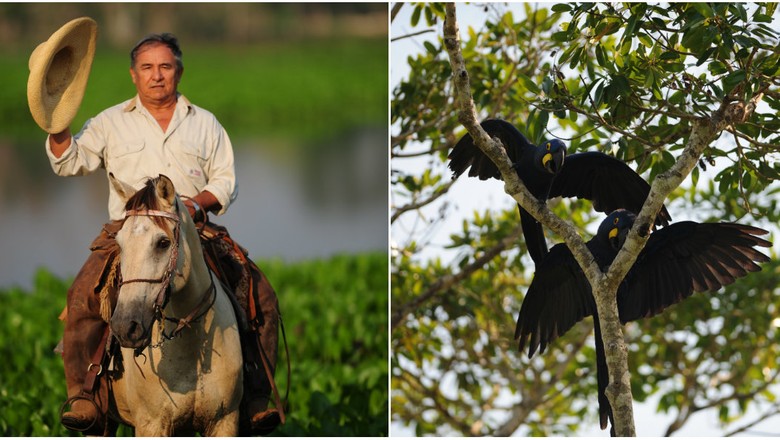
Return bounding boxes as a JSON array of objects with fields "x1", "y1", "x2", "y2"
[{"x1": 46, "y1": 94, "x2": 238, "y2": 221}]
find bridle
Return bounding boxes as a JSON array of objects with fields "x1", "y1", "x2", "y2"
[
  {"x1": 118, "y1": 205, "x2": 216, "y2": 355},
  {"x1": 119, "y1": 208, "x2": 181, "y2": 311}
]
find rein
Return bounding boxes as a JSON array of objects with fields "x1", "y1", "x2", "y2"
[{"x1": 119, "y1": 206, "x2": 216, "y2": 356}]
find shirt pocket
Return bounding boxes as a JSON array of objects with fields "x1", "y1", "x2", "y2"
[
  {"x1": 108, "y1": 139, "x2": 145, "y2": 159},
  {"x1": 180, "y1": 139, "x2": 209, "y2": 160},
  {"x1": 106, "y1": 139, "x2": 145, "y2": 172},
  {"x1": 178, "y1": 139, "x2": 209, "y2": 185}
]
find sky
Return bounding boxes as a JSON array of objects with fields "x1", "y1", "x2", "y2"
[{"x1": 390, "y1": 3, "x2": 780, "y2": 437}]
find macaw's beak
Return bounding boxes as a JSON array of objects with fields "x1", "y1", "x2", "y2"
[
  {"x1": 542, "y1": 153, "x2": 554, "y2": 173},
  {"x1": 543, "y1": 151, "x2": 564, "y2": 174},
  {"x1": 609, "y1": 227, "x2": 620, "y2": 250}
]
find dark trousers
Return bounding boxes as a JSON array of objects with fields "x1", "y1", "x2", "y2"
[{"x1": 61, "y1": 220, "x2": 279, "y2": 435}]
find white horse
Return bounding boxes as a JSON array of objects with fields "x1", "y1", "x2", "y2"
[{"x1": 107, "y1": 174, "x2": 243, "y2": 436}]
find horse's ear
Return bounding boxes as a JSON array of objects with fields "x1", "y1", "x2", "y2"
[
  {"x1": 155, "y1": 175, "x2": 176, "y2": 209},
  {"x1": 109, "y1": 173, "x2": 136, "y2": 205}
]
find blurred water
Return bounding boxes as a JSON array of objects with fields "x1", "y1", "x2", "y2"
[{"x1": 0, "y1": 127, "x2": 388, "y2": 290}]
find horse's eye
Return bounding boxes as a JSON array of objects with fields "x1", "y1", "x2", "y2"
[{"x1": 157, "y1": 237, "x2": 171, "y2": 250}]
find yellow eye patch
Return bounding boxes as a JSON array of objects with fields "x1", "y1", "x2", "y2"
[{"x1": 613, "y1": 217, "x2": 619, "y2": 225}]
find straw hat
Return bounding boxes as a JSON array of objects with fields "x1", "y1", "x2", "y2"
[{"x1": 27, "y1": 17, "x2": 97, "y2": 134}]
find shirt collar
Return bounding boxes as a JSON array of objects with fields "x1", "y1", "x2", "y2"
[{"x1": 123, "y1": 93, "x2": 193, "y2": 114}]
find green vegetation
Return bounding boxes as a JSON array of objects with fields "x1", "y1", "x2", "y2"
[
  {"x1": 0, "y1": 37, "x2": 387, "y2": 144},
  {"x1": 0, "y1": 252, "x2": 388, "y2": 436}
]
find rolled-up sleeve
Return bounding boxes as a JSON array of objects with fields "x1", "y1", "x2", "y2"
[
  {"x1": 202, "y1": 120, "x2": 238, "y2": 215},
  {"x1": 45, "y1": 117, "x2": 105, "y2": 177}
]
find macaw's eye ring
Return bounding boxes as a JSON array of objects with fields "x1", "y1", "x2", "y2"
[
  {"x1": 546, "y1": 142, "x2": 551, "y2": 150},
  {"x1": 613, "y1": 217, "x2": 620, "y2": 225}
]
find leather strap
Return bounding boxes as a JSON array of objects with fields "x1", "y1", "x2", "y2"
[
  {"x1": 256, "y1": 314, "x2": 290, "y2": 424},
  {"x1": 165, "y1": 276, "x2": 217, "y2": 337},
  {"x1": 82, "y1": 325, "x2": 111, "y2": 395}
]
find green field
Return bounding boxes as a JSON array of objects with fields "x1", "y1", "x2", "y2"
[
  {"x1": 0, "y1": 253, "x2": 388, "y2": 436},
  {"x1": 0, "y1": 37, "x2": 388, "y2": 144}
]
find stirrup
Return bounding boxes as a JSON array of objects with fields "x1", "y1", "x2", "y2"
[{"x1": 59, "y1": 394, "x2": 100, "y2": 432}]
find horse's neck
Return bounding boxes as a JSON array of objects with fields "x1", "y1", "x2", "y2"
[{"x1": 169, "y1": 214, "x2": 213, "y2": 315}]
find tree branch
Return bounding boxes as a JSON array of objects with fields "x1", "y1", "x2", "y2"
[
  {"x1": 390, "y1": 2, "x2": 403, "y2": 23},
  {"x1": 391, "y1": 179, "x2": 454, "y2": 223},
  {"x1": 390, "y1": 223, "x2": 524, "y2": 329},
  {"x1": 391, "y1": 28, "x2": 436, "y2": 42},
  {"x1": 724, "y1": 403, "x2": 780, "y2": 437}
]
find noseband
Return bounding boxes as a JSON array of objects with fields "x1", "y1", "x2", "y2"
[{"x1": 118, "y1": 206, "x2": 216, "y2": 355}]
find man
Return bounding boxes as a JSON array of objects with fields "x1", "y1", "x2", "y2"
[{"x1": 44, "y1": 32, "x2": 281, "y2": 435}]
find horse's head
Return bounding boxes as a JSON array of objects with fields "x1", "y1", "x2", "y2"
[{"x1": 109, "y1": 174, "x2": 195, "y2": 349}]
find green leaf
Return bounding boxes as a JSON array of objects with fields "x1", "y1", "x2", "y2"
[
  {"x1": 733, "y1": 3, "x2": 748, "y2": 21},
  {"x1": 411, "y1": 4, "x2": 422, "y2": 27},
  {"x1": 596, "y1": 44, "x2": 607, "y2": 67},
  {"x1": 577, "y1": 138, "x2": 602, "y2": 151},
  {"x1": 681, "y1": 23, "x2": 706, "y2": 50},
  {"x1": 753, "y1": 13, "x2": 772, "y2": 23},
  {"x1": 622, "y1": 14, "x2": 639, "y2": 45},
  {"x1": 516, "y1": 73, "x2": 541, "y2": 95},
  {"x1": 708, "y1": 60, "x2": 728, "y2": 76},
  {"x1": 696, "y1": 47, "x2": 716, "y2": 66},
  {"x1": 759, "y1": 161, "x2": 780, "y2": 180},
  {"x1": 551, "y1": 3, "x2": 572, "y2": 13},
  {"x1": 638, "y1": 33, "x2": 653, "y2": 48},
  {"x1": 533, "y1": 111, "x2": 550, "y2": 145},
  {"x1": 692, "y1": 3, "x2": 714, "y2": 18},
  {"x1": 552, "y1": 31, "x2": 570, "y2": 43},
  {"x1": 569, "y1": 46, "x2": 583, "y2": 69},
  {"x1": 722, "y1": 70, "x2": 746, "y2": 94},
  {"x1": 542, "y1": 75, "x2": 554, "y2": 94}
]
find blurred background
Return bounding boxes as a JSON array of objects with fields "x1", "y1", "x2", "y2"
[
  {"x1": 0, "y1": 3, "x2": 388, "y2": 436},
  {"x1": 0, "y1": 3, "x2": 388, "y2": 290}
]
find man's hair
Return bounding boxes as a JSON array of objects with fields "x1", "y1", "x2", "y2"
[{"x1": 130, "y1": 33, "x2": 183, "y2": 72}]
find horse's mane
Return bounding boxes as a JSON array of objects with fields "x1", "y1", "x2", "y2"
[{"x1": 124, "y1": 177, "x2": 175, "y2": 232}]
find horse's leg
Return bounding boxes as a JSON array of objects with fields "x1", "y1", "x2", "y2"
[
  {"x1": 129, "y1": 405, "x2": 174, "y2": 437},
  {"x1": 132, "y1": 417, "x2": 174, "y2": 437},
  {"x1": 205, "y1": 410, "x2": 240, "y2": 437}
]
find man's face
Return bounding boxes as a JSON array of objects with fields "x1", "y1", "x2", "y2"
[{"x1": 129, "y1": 42, "x2": 182, "y2": 105}]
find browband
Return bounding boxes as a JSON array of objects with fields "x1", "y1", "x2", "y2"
[{"x1": 124, "y1": 209, "x2": 180, "y2": 222}]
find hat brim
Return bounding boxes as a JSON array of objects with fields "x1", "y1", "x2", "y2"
[{"x1": 27, "y1": 17, "x2": 97, "y2": 134}]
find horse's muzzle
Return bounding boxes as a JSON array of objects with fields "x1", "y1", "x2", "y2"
[{"x1": 110, "y1": 316, "x2": 153, "y2": 349}]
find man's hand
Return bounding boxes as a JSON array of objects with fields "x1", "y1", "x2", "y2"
[
  {"x1": 183, "y1": 198, "x2": 203, "y2": 223},
  {"x1": 49, "y1": 128, "x2": 72, "y2": 159},
  {"x1": 182, "y1": 191, "x2": 221, "y2": 223}
]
